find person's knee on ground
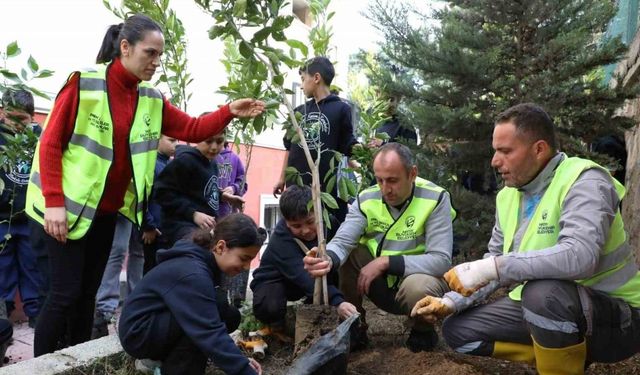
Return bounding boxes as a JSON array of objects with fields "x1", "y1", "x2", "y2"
[
  {"x1": 442, "y1": 297, "x2": 533, "y2": 361},
  {"x1": 442, "y1": 314, "x2": 489, "y2": 356}
]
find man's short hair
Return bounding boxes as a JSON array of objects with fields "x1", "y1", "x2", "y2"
[
  {"x1": 495, "y1": 103, "x2": 557, "y2": 151},
  {"x1": 1, "y1": 89, "x2": 35, "y2": 116},
  {"x1": 373, "y1": 142, "x2": 415, "y2": 173},
  {"x1": 299, "y1": 57, "x2": 335, "y2": 86},
  {"x1": 279, "y1": 185, "x2": 313, "y2": 221}
]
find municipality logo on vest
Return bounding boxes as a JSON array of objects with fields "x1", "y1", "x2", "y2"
[
  {"x1": 89, "y1": 113, "x2": 109, "y2": 133},
  {"x1": 537, "y1": 209, "x2": 555, "y2": 235},
  {"x1": 405, "y1": 216, "x2": 415, "y2": 228}
]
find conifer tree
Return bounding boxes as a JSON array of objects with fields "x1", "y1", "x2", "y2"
[{"x1": 366, "y1": 0, "x2": 637, "y2": 257}]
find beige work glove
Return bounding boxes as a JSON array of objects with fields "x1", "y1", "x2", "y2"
[
  {"x1": 444, "y1": 256, "x2": 498, "y2": 297},
  {"x1": 410, "y1": 296, "x2": 455, "y2": 324}
]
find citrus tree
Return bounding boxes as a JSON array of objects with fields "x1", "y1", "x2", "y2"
[
  {"x1": 194, "y1": 0, "x2": 337, "y2": 304},
  {"x1": 0, "y1": 42, "x2": 52, "y2": 250}
]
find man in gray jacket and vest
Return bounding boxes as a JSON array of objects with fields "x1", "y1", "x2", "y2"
[
  {"x1": 411, "y1": 103, "x2": 640, "y2": 375},
  {"x1": 304, "y1": 142, "x2": 454, "y2": 352}
]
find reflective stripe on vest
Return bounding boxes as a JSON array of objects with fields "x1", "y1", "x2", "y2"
[
  {"x1": 497, "y1": 157, "x2": 640, "y2": 307},
  {"x1": 25, "y1": 64, "x2": 163, "y2": 240},
  {"x1": 358, "y1": 177, "x2": 456, "y2": 288}
]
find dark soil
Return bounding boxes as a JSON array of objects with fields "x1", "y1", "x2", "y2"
[
  {"x1": 248, "y1": 299, "x2": 640, "y2": 375},
  {"x1": 293, "y1": 304, "x2": 340, "y2": 355}
]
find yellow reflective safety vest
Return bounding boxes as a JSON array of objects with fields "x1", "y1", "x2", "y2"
[
  {"x1": 497, "y1": 157, "x2": 640, "y2": 307},
  {"x1": 358, "y1": 177, "x2": 456, "y2": 288},
  {"x1": 26, "y1": 65, "x2": 163, "y2": 240}
]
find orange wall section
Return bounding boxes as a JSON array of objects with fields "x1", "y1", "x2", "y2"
[{"x1": 233, "y1": 143, "x2": 286, "y2": 226}]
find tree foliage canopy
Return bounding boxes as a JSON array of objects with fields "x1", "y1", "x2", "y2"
[{"x1": 367, "y1": 0, "x2": 637, "y2": 256}]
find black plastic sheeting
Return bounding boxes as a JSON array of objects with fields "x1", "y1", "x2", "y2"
[{"x1": 285, "y1": 314, "x2": 360, "y2": 375}]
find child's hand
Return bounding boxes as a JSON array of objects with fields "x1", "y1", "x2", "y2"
[
  {"x1": 193, "y1": 211, "x2": 216, "y2": 229},
  {"x1": 337, "y1": 302, "x2": 358, "y2": 320},
  {"x1": 303, "y1": 248, "x2": 332, "y2": 277},
  {"x1": 248, "y1": 358, "x2": 262, "y2": 374},
  {"x1": 142, "y1": 228, "x2": 162, "y2": 244},
  {"x1": 221, "y1": 186, "x2": 234, "y2": 195},
  {"x1": 273, "y1": 179, "x2": 285, "y2": 197},
  {"x1": 222, "y1": 192, "x2": 245, "y2": 211}
]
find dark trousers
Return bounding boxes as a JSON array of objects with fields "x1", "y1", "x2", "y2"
[
  {"x1": 143, "y1": 242, "x2": 159, "y2": 275},
  {"x1": 29, "y1": 219, "x2": 49, "y2": 311},
  {"x1": 162, "y1": 301, "x2": 240, "y2": 375},
  {"x1": 125, "y1": 290, "x2": 240, "y2": 375},
  {"x1": 33, "y1": 214, "x2": 117, "y2": 356},
  {"x1": 142, "y1": 235, "x2": 169, "y2": 275},
  {"x1": 252, "y1": 280, "x2": 306, "y2": 325},
  {"x1": 0, "y1": 222, "x2": 43, "y2": 318},
  {"x1": 443, "y1": 279, "x2": 640, "y2": 363}
]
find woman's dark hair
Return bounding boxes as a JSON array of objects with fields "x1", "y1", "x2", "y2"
[
  {"x1": 96, "y1": 14, "x2": 162, "y2": 64},
  {"x1": 192, "y1": 213, "x2": 267, "y2": 249}
]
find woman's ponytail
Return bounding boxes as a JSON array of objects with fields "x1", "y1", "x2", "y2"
[
  {"x1": 96, "y1": 23, "x2": 123, "y2": 64},
  {"x1": 95, "y1": 14, "x2": 162, "y2": 64}
]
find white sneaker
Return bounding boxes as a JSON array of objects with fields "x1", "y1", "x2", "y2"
[{"x1": 135, "y1": 358, "x2": 162, "y2": 374}]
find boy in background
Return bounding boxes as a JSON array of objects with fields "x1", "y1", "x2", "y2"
[
  {"x1": 155, "y1": 132, "x2": 244, "y2": 245},
  {"x1": 250, "y1": 185, "x2": 357, "y2": 328},
  {"x1": 273, "y1": 57, "x2": 358, "y2": 222},
  {"x1": 0, "y1": 89, "x2": 42, "y2": 328}
]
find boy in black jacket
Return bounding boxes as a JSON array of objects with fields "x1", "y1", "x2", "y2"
[
  {"x1": 250, "y1": 185, "x2": 357, "y2": 327},
  {"x1": 272, "y1": 57, "x2": 359, "y2": 222},
  {"x1": 155, "y1": 133, "x2": 242, "y2": 246}
]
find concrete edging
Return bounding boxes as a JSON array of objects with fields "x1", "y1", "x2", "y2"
[{"x1": 0, "y1": 335, "x2": 123, "y2": 375}]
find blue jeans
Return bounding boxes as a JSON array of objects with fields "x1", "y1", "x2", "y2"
[
  {"x1": 0, "y1": 222, "x2": 42, "y2": 318},
  {"x1": 95, "y1": 215, "x2": 143, "y2": 316}
]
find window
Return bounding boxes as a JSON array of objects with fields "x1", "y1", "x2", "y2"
[{"x1": 259, "y1": 194, "x2": 282, "y2": 240}]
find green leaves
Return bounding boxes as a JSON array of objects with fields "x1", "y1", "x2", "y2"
[
  {"x1": 0, "y1": 42, "x2": 54, "y2": 101},
  {"x1": 320, "y1": 192, "x2": 338, "y2": 209},
  {"x1": 285, "y1": 39, "x2": 309, "y2": 57},
  {"x1": 6, "y1": 41, "x2": 20, "y2": 57},
  {"x1": 105, "y1": 0, "x2": 191, "y2": 110},
  {"x1": 27, "y1": 55, "x2": 39, "y2": 73},
  {"x1": 239, "y1": 41, "x2": 253, "y2": 59},
  {"x1": 252, "y1": 27, "x2": 272, "y2": 43},
  {"x1": 233, "y1": 0, "x2": 247, "y2": 17}
]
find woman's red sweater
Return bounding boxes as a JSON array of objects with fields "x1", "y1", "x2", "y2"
[{"x1": 39, "y1": 58, "x2": 233, "y2": 213}]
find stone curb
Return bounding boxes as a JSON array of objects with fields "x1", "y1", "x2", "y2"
[{"x1": 0, "y1": 335, "x2": 123, "y2": 375}]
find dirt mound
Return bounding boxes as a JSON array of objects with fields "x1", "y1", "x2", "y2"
[{"x1": 347, "y1": 347, "x2": 533, "y2": 375}]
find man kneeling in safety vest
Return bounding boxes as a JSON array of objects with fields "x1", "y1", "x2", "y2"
[
  {"x1": 411, "y1": 103, "x2": 640, "y2": 375},
  {"x1": 304, "y1": 142, "x2": 456, "y2": 352}
]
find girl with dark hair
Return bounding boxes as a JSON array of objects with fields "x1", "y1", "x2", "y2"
[
  {"x1": 25, "y1": 13, "x2": 264, "y2": 356},
  {"x1": 119, "y1": 213, "x2": 266, "y2": 375}
]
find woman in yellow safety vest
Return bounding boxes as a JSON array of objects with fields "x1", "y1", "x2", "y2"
[{"x1": 26, "y1": 14, "x2": 264, "y2": 356}]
